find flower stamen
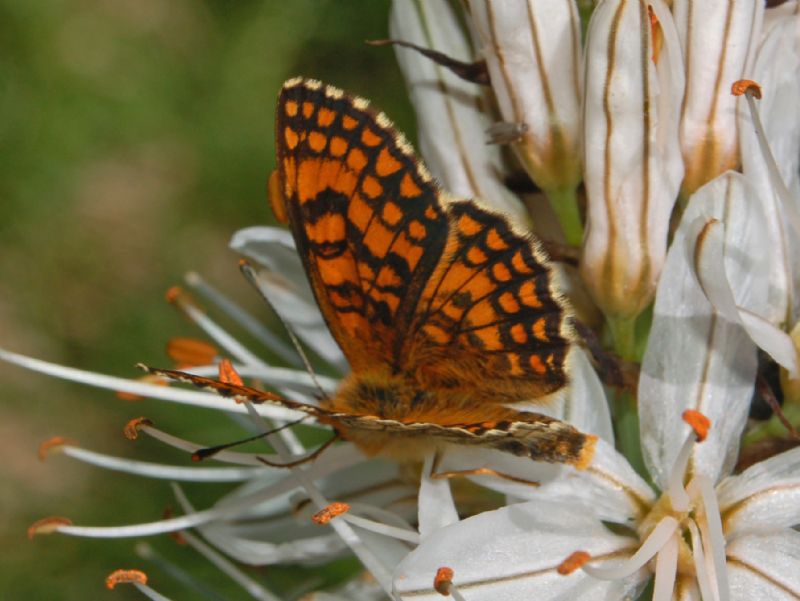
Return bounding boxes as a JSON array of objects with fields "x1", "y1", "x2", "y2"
[
  {"x1": 38, "y1": 436, "x2": 77, "y2": 461},
  {"x1": 557, "y1": 550, "x2": 591, "y2": 575},
  {"x1": 581, "y1": 516, "x2": 678, "y2": 580},
  {"x1": 312, "y1": 502, "x2": 351, "y2": 525},
  {"x1": 105, "y1": 569, "x2": 148, "y2": 590},
  {"x1": 124, "y1": 417, "x2": 154, "y2": 440},
  {"x1": 28, "y1": 516, "x2": 73, "y2": 539}
]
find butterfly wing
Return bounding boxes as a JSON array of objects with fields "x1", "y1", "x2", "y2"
[
  {"x1": 401, "y1": 199, "x2": 575, "y2": 406},
  {"x1": 274, "y1": 78, "x2": 574, "y2": 411},
  {"x1": 274, "y1": 78, "x2": 449, "y2": 371}
]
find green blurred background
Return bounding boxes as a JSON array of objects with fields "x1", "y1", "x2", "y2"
[{"x1": 0, "y1": 1, "x2": 415, "y2": 598}]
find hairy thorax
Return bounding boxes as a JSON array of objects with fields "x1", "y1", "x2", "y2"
[{"x1": 318, "y1": 370, "x2": 448, "y2": 460}]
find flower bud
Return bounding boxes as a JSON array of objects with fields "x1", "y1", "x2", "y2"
[
  {"x1": 390, "y1": 0, "x2": 526, "y2": 222},
  {"x1": 468, "y1": 0, "x2": 582, "y2": 195},
  {"x1": 580, "y1": 0, "x2": 685, "y2": 322},
  {"x1": 673, "y1": 0, "x2": 764, "y2": 196}
]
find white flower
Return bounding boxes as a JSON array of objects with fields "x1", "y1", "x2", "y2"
[{"x1": 393, "y1": 170, "x2": 800, "y2": 601}]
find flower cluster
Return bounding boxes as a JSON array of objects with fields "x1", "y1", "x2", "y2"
[{"x1": 4, "y1": 1, "x2": 800, "y2": 600}]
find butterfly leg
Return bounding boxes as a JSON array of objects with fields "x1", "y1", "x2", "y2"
[
  {"x1": 426, "y1": 450, "x2": 541, "y2": 487},
  {"x1": 256, "y1": 432, "x2": 340, "y2": 468}
]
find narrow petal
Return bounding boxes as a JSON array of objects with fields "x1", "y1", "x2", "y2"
[
  {"x1": 639, "y1": 172, "x2": 769, "y2": 487},
  {"x1": 389, "y1": 0, "x2": 525, "y2": 221},
  {"x1": 692, "y1": 215, "x2": 798, "y2": 375},
  {"x1": 726, "y1": 530, "x2": 800, "y2": 600},
  {"x1": 717, "y1": 446, "x2": 800, "y2": 535},
  {"x1": 417, "y1": 453, "x2": 459, "y2": 538},
  {"x1": 393, "y1": 500, "x2": 645, "y2": 601},
  {"x1": 0, "y1": 347, "x2": 304, "y2": 422},
  {"x1": 562, "y1": 347, "x2": 615, "y2": 443}
]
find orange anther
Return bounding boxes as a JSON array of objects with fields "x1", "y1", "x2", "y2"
[
  {"x1": 38, "y1": 436, "x2": 77, "y2": 461},
  {"x1": 28, "y1": 516, "x2": 72, "y2": 539},
  {"x1": 166, "y1": 337, "x2": 218, "y2": 367},
  {"x1": 165, "y1": 286, "x2": 183, "y2": 304},
  {"x1": 123, "y1": 417, "x2": 154, "y2": 440},
  {"x1": 731, "y1": 79, "x2": 762, "y2": 99},
  {"x1": 557, "y1": 550, "x2": 591, "y2": 575},
  {"x1": 311, "y1": 502, "x2": 351, "y2": 525},
  {"x1": 105, "y1": 569, "x2": 148, "y2": 590},
  {"x1": 433, "y1": 567, "x2": 455, "y2": 596},
  {"x1": 682, "y1": 409, "x2": 711, "y2": 442},
  {"x1": 218, "y1": 358, "x2": 244, "y2": 386}
]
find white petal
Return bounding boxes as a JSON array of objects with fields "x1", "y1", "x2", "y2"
[
  {"x1": 562, "y1": 347, "x2": 614, "y2": 443},
  {"x1": 418, "y1": 453, "x2": 459, "y2": 538},
  {"x1": 389, "y1": 0, "x2": 525, "y2": 221},
  {"x1": 229, "y1": 226, "x2": 347, "y2": 370},
  {"x1": 717, "y1": 446, "x2": 800, "y2": 536},
  {"x1": 692, "y1": 216, "x2": 798, "y2": 376},
  {"x1": 393, "y1": 500, "x2": 646, "y2": 601},
  {"x1": 639, "y1": 173, "x2": 769, "y2": 488},
  {"x1": 533, "y1": 439, "x2": 656, "y2": 524},
  {"x1": 726, "y1": 530, "x2": 800, "y2": 600}
]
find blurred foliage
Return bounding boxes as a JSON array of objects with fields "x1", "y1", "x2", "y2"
[{"x1": 0, "y1": 1, "x2": 413, "y2": 598}]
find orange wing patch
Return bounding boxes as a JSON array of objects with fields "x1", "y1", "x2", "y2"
[{"x1": 275, "y1": 79, "x2": 447, "y2": 370}]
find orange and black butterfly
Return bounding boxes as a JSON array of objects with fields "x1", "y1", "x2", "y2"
[{"x1": 147, "y1": 77, "x2": 595, "y2": 469}]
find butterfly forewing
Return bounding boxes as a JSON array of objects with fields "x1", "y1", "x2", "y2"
[{"x1": 275, "y1": 78, "x2": 448, "y2": 371}]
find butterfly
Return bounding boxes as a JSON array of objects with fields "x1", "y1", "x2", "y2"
[{"x1": 146, "y1": 77, "x2": 596, "y2": 469}]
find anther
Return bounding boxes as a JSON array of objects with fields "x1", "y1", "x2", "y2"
[
  {"x1": 28, "y1": 516, "x2": 72, "y2": 539},
  {"x1": 682, "y1": 410, "x2": 711, "y2": 442},
  {"x1": 218, "y1": 358, "x2": 244, "y2": 387},
  {"x1": 105, "y1": 569, "x2": 148, "y2": 590},
  {"x1": 166, "y1": 337, "x2": 218, "y2": 367},
  {"x1": 731, "y1": 79, "x2": 762, "y2": 99},
  {"x1": 557, "y1": 550, "x2": 591, "y2": 575},
  {"x1": 433, "y1": 567, "x2": 455, "y2": 595},
  {"x1": 311, "y1": 502, "x2": 351, "y2": 525},
  {"x1": 38, "y1": 436, "x2": 77, "y2": 461},
  {"x1": 123, "y1": 417, "x2": 154, "y2": 441}
]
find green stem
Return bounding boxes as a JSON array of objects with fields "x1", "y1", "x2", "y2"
[
  {"x1": 607, "y1": 314, "x2": 638, "y2": 361},
  {"x1": 613, "y1": 389, "x2": 647, "y2": 479},
  {"x1": 545, "y1": 186, "x2": 583, "y2": 247}
]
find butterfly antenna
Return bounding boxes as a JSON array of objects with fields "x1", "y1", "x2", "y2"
[
  {"x1": 238, "y1": 259, "x2": 328, "y2": 400},
  {"x1": 192, "y1": 416, "x2": 307, "y2": 460}
]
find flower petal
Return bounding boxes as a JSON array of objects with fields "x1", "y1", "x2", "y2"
[
  {"x1": 418, "y1": 453, "x2": 459, "y2": 538},
  {"x1": 726, "y1": 530, "x2": 800, "y2": 600},
  {"x1": 393, "y1": 500, "x2": 646, "y2": 601},
  {"x1": 639, "y1": 172, "x2": 769, "y2": 487},
  {"x1": 717, "y1": 446, "x2": 800, "y2": 535}
]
